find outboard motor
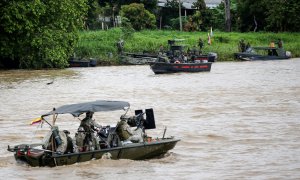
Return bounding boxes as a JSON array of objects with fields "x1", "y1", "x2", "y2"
[
  {"x1": 286, "y1": 51, "x2": 292, "y2": 58},
  {"x1": 208, "y1": 52, "x2": 218, "y2": 61}
]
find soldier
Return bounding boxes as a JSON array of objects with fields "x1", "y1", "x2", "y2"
[
  {"x1": 80, "y1": 112, "x2": 101, "y2": 132},
  {"x1": 269, "y1": 40, "x2": 275, "y2": 48},
  {"x1": 77, "y1": 111, "x2": 101, "y2": 151},
  {"x1": 269, "y1": 40, "x2": 278, "y2": 56},
  {"x1": 198, "y1": 37, "x2": 204, "y2": 53},
  {"x1": 63, "y1": 130, "x2": 74, "y2": 153},
  {"x1": 159, "y1": 44, "x2": 164, "y2": 55},
  {"x1": 116, "y1": 39, "x2": 124, "y2": 54},
  {"x1": 276, "y1": 39, "x2": 283, "y2": 48},
  {"x1": 74, "y1": 126, "x2": 85, "y2": 152},
  {"x1": 239, "y1": 39, "x2": 246, "y2": 52},
  {"x1": 116, "y1": 115, "x2": 144, "y2": 143}
]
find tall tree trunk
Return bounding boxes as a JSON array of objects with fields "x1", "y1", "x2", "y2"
[
  {"x1": 224, "y1": 0, "x2": 231, "y2": 32},
  {"x1": 178, "y1": 0, "x2": 182, "y2": 31},
  {"x1": 253, "y1": 15, "x2": 257, "y2": 32}
]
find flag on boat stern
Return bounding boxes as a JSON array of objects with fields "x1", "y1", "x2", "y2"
[{"x1": 30, "y1": 117, "x2": 42, "y2": 125}]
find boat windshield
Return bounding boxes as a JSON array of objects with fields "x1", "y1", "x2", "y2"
[
  {"x1": 249, "y1": 47, "x2": 281, "y2": 56},
  {"x1": 245, "y1": 47, "x2": 255, "y2": 53}
]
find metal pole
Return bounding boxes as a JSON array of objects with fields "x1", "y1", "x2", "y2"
[
  {"x1": 52, "y1": 108, "x2": 56, "y2": 125},
  {"x1": 178, "y1": 0, "x2": 182, "y2": 31},
  {"x1": 162, "y1": 126, "x2": 167, "y2": 139}
]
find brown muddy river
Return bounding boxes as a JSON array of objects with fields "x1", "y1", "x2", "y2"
[{"x1": 0, "y1": 59, "x2": 300, "y2": 179}]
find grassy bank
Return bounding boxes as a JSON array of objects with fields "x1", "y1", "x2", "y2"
[{"x1": 76, "y1": 28, "x2": 300, "y2": 63}]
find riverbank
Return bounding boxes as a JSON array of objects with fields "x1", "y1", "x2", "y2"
[{"x1": 76, "y1": 28, "x2": 300, "y2": 64}]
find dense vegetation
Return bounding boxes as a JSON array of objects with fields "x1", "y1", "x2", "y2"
[
  {"x1": 236, "y1": 0, "x2": 300, "y2": 32},
  {"x1": 0, "y1": 0, "x2": 88, "y2": 69},
  {"x1": 76, "y1": 28, "x2": 300, "y2": 63},
  {"x1": 91, "y1": 0, "x2": 300, "y2": 32},
  {"x1": 1, "y1": 0, "x2": 300, "y2": 69}
]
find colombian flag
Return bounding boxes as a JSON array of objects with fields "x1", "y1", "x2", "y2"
[{"x1": 30, "y1": 117, "x2": 42, "y2": 125}]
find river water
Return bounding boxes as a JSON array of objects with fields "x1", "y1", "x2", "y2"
[{"x1": 0, "y1": 59, "x2": 299, "y2": 180}]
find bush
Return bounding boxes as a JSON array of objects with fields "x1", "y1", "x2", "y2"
[{"x1": 120, "y1": 3, "x2": 156, "y2": 31}]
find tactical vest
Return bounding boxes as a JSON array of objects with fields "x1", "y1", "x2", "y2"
[
  {"x1": 117, "y1": 121, "x2": 131, "y2": 141},
  {"x1": 80, "y1": 118, "x2": 93, "y2": 132}
]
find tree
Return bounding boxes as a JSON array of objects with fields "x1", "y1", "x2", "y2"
[
  {"x1": 0, "y1": 0, "x2": 88, "y2": 69},
  {"x1": 120, "y1": 3, "x2": 156, "y2": 31},
  {"x1": 97, "y1": 0, "x2": 157, "y2": 29},
  {"x1": 207, "y1": 4, "x2": 224, "y2": 31},
  {"x1": 184, "y1": 12, "x2": 202, "y2": 31},
  {"x1": 160, "y1": 0, "x2": 182, "y2": 29},
  {"x1": 265, "y1": 0, "x2": 300, "y2": 32},
  {"x1": 224, "y1": 0, "x2": 231, "y2": 32},
  {"x1": 118, "y1": 0, "x2": 157, "y2": 13},
  {"x1": 236, "y1": 0, "x2": 300, "y2": 32},
  {"x1": 193, "y1": 0, "x2": 206, "y2": 10},
  {"x1": 236, "y1": 0, "x2": 269, "y2": 32},
  {"x1": 86, "y1": 0, "x2": 103, "y2": 30},
  {"x1": 189, "y1": 0, "x2": 206, "y2": 31}
]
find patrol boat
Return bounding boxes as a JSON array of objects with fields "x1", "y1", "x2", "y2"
[
  {"x1": 149, "y1": 39, "x2": 213, "y2": 74},
  {"x1": 7, "y1": 100, "x2": 180, "y2": 167},
  {"x1": 234, "y1": 46, "x2": 292, "y2": 61},
  {"x1": 150, "y1": 58, "x2": 212, "y2": 74}
]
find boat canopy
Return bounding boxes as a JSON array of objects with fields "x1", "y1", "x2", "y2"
[{"x1": 42, "y1": 100, "x2": 130, "y2": 117}]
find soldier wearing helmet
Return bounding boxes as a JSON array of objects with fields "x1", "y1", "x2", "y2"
[
  {"x1": 116, "y1": 115, "x2": 144, "y2": 143},
  {"x1": 76, "y1": 111, "x2": 101, "y2": 151}
]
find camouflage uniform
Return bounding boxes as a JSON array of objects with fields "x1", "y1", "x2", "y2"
[
  {"x1": 80, "y1": 112, "x2": 102, "y2": 132},
  {"x1": 239, "y1": 39, "x2": 246, "y2": 52},
  {"x1": 77, "y1": 112, "x2": 101, "y2": 151},
  {"x1": 198, "y1": 38, "x2": 204, "y2": 53},
  {"x1": 117, "y1": 39, "x2": 124, "y2": 54},
  {"x1": 116, "y1": 119, "x2": 144, "y2": 143},
  {"x1": 56, "y1": 131, "x2": 68, "y2": 154}
]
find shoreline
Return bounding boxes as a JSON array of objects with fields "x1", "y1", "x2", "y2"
[{"x1": 1, "y1": 58, "x2": 299, "y2": 70}]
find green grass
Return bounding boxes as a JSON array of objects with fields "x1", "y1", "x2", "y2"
[{"x1": 76, "y1": 28, "x2": 300, "y2": 63}]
